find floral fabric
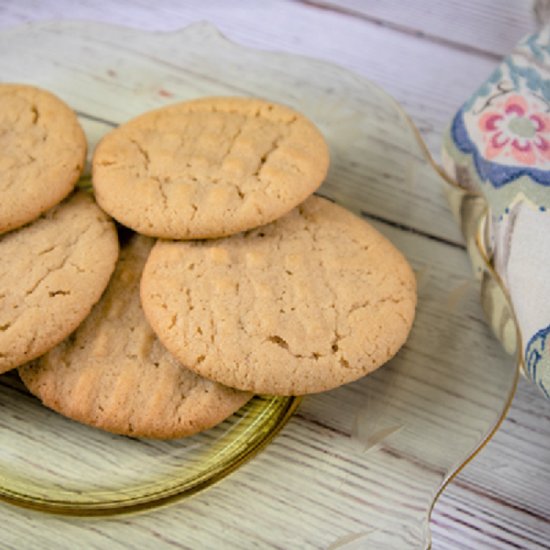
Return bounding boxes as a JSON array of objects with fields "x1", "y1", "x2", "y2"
[{"x1": 442, "y1": 27, "x2": 550, "y2": 398}]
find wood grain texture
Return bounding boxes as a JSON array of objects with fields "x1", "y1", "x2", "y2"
[
  {"x1": 433, "y1": 377, "x2": 550, "y2": 550},
  {"x1": 0, "y1": 0, "x2": 510, "y2": 155},
  {"x1": 297, "y1": 0, "x2": 536, "y2": 58},
  {"x1": 0, "y1": 2, "x2": 547, "y2": 549}
]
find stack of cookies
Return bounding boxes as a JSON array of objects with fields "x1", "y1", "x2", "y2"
[{"x1": 1, "y1": 87, "x2": 417, "y2": 440}]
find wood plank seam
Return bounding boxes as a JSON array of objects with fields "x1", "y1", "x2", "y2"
[{"x1": 293, "y1": 0, "x2": 505, "y2": 61}]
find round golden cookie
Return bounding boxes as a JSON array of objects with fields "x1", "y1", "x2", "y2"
[
  {"x1": 19, "y1": 234, "x2": 251, "y2": 439},
  {"x1": 0, "y1": 192, "x2": 118, "y2": 374},
  {"x1": 92, "y1": 96, "x2": 329, "y2": 239},
  {"x1": 0, "y1": 84, "x2": 87, "y2": 234},
  {"x1": 141, "y1": 196, "x2": 417, "y2": 396}
]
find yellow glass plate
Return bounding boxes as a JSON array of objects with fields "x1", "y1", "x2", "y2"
[
  {"x1": 0, "y1": 21, "x2": 519, "y2": 548},
  {"x1": 0, "y1": 371, "x2": 299, "y2": 515}
]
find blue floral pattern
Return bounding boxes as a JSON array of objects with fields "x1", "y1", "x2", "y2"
[
  {"x1": 451, "y1": 109, "x2": 550, "y2": 189},
  {"x1": 525, "y1": 325, "x2": 550, "y2": 398},
  {"x1": 443, "y1": 27, "x2": 550, "y2": 398}
]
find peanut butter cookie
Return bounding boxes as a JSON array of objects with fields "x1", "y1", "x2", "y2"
[
  {"x1": 0, "y1": 84, "x2": 86, "y2": 233},
  {"x1": 0, "y1": 192, "x2": 118, "y2": 373},
  {"x1": 141, "y1": 196, "x2": 416, "y2": 395},
  {"x1": 20, "y1": 234, "x2": 251, "y2": 439},
  {"x1": 93, "y1": 97, "x2": 329, "y2": 239}
]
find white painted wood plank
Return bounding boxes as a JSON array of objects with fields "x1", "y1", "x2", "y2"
[
  {"x1": 0, "y1": 0, "x2": 500, "y2": 156},
  {"x1": 433, "y1": 482, "x2": 550, "y2": 549},
  {"x1": 433, "y1": 377, "x2": 550, "y2": 549},
  {"x1": 306, "y1": 0, "x2": 537, "y2": 57}
]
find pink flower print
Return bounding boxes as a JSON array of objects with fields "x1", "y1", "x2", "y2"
[{"x1": 478, "y1": 95, "x2": 550, "y2": 166}]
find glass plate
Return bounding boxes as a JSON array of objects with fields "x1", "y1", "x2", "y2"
[
  {"x1": 0, "y1": 371, "x2": 298, "y2": 514},
  {"x1": 0, "y1": 21, "x2": 519, "y2": 548}
]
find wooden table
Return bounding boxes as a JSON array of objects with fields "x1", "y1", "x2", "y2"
[{"x1": 1, "y1": 2, "x2": 549, "y2": 548}]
